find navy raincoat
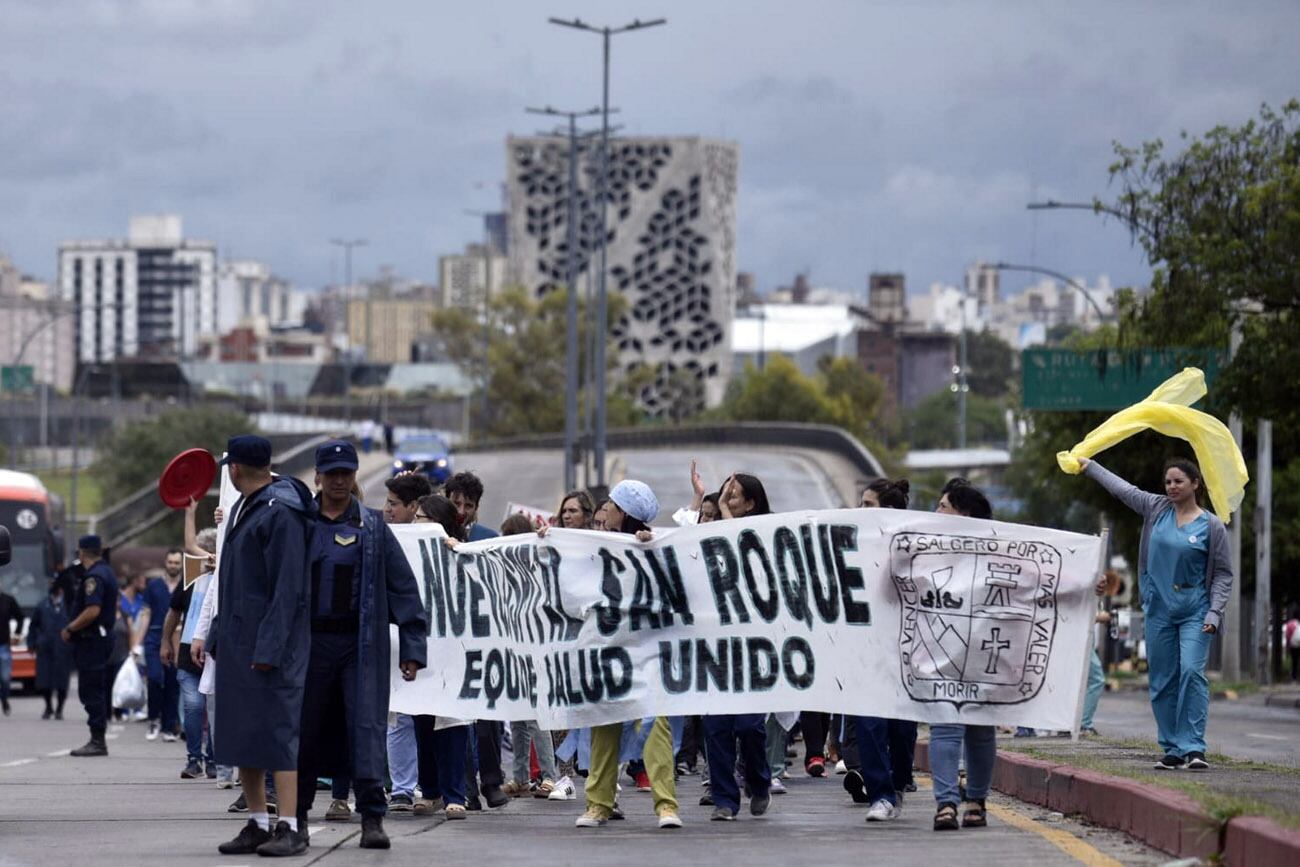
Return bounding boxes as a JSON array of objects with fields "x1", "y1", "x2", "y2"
[
  {"x1": 212, "y1": 476, "x2": 314, "y2": 770},
  {"x1": 29, "y1": 591, "x2": 74, "y2": 692},
  {"x1": 319, "y1": 501, "x2": 428, "y2": 781}
]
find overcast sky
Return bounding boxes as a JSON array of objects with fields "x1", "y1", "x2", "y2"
[{"x1": 2, "y1": 0, "x2": 1296, "y2": 297}]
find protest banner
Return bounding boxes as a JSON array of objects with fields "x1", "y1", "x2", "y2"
[{"x1": 389, "y1": 509, "x2": 1105, "y2": 731}]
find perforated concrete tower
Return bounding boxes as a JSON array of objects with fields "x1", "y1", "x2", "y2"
[{"x1": 506, "y1": 135, "x2": 738, "y2": 414}]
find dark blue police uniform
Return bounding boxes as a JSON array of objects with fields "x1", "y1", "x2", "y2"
[
  {"x1": 70, "y1": 554, "x2": 119, "y2": 742},
  {"x1": 296, "y1": 441, "x2": 428, "y2": 825}
]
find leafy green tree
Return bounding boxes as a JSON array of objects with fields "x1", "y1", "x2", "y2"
[
  {"x1": 965, "y1": 330, "x2": 1016, "y2": 398},
  {"x1": 91, "y1": 406, "x2": 254, "y2": 496},
  {"x1": 905, "y1": 389, "x2": 1007, "y2": 450}
]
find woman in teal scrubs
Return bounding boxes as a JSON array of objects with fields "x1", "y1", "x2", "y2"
[{"x1": 1080, "y1": 457, "x2": 1233, "y2": 770}]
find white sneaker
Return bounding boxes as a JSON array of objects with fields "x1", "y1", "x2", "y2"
[
  {"x1": 834, "y1": 759, "x2": 847, "y2": 775},
  {"x1": 769, "y1": 778, "x2": 787, "y2": 795},
  {"x1": 865, "y1": 798, "x2": 901, "y2": 822},
  {"x1": 161, "y1": 731, "x2": 178, "y2": 743},
  {"x1": 548, "y1": 776, "x2": 576, "y2": 801},
  {"x1": 146, "y1": 722, "x2": 161, "y2": 741},
  {"x1": 574, "y1": 807, "x2": 609, "y2": 827}
]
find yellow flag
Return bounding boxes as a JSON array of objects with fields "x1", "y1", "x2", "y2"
[{"x1": 1056, "y1": 367, "x2": 1249, "y2": 522}]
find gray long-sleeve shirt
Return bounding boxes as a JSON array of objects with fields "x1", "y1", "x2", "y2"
[{"x1": 1084, "y1": 460, "x2": 1234, "y2": 632}]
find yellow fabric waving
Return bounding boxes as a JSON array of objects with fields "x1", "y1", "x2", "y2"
[{"x1": 1056, "y1": 367, "x2": 1249, "y2": 522}]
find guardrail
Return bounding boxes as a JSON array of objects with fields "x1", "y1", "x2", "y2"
[
  {"x1": 92, "y1": 432, "x2": 336, "y2": 549},
  {"x1": 454, "y1": 422, "x2": 886, "y2": 480}
]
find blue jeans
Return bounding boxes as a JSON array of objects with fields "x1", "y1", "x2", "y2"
[
  {"x1": 176, "y1": 669, "x2": 212, "y2": 765},
  {"x1": 387, "y1": 714, "x2": 419, "y2": 798},
  {"x1": 930, "y1": 724, "x2": 995, "y2": 806},
  {"x1": 0, "y1": 646, "x2": 12, "y2": 700},
  {"x1": 1081, "y1": 649, "x2": 1105, "y2": 730},
  {"x1": 144, "y1": 634, "x2": 179, "y2": 731},
  {"x1": 703, "y1": 713, "x2": 770, "y2": 813},
  {"x1": 510, "y1": 720, "x2": 558, "y2": 784},
  {"x1": 415, "y1": 718, "x2": 468, "y2": 806}
]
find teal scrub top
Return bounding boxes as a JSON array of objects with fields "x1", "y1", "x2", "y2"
[{"x1": 1145, "y1": 509, "x2": 1209, "y2": 604}]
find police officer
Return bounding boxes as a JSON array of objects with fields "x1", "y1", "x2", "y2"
[
  {"x1": 62, "y1": 535, "x2": 119, "y2": 757},
  {"x1": 295, "y1": 440, "x2": 428, "y2": 850}
]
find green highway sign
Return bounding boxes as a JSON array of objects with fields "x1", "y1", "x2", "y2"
[
  {"x1": 0, "y1": 365, "x2": 34, "y2": 393},
  {"x1": 1021, "y1": 347, "x2": 1225, "y2": 411}
]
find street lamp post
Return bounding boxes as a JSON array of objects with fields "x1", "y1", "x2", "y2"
[
  {"x1": 330, "y1": 238, "x2": 368, "y2": 424},
  {"x1": 989, "y1": 261, "x2": 1109, "y2": 322},
  {"x1": 549, "y1": 14, "x2": 666, "y2": 490},
  {"x1": 463, "y1": 210, "x2": 499, "y2": 436},
  {"x1": 527, "y1": 105, "x2": 603, "y2": 492},
  {"x1": 6, "y1": 306, "x2": 76, "y2": 467}
]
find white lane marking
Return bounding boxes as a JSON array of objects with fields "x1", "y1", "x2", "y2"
[
  {"x1": 46, "y1": 749, "x2": 72, "y2": 757},
  {"x1": 308, "y1": 825, "x2": 326, "y2": 835},
  {"x1": 1, "y1": 759, "x2": 37, "y2": 767},
  {"x1": 1246, "y1": 733, "x2": 1288, "y2": 741}
]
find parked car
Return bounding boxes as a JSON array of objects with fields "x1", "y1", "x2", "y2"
[{"x1": 391, "y1": 435, "x2": 453, "y2": 484}]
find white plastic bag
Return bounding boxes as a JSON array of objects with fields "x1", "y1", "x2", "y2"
[{"x1": 111, "y1": 658, "x2": 146, "y2": 710}]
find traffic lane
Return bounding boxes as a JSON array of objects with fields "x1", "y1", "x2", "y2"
[
  {"x1": 622, "y1": 447, "x2": 844, "y2": 522},
  {"x1": 1095, "y1": 688, "x2": 1300, "y2": 766},
  {"x1": 0, "y1": 685, "x2": 98, "y2": 766}
]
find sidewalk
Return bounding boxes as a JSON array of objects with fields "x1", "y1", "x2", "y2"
[{"x1": 913, "y1": 732, "x2": 1300, "y2": 865}]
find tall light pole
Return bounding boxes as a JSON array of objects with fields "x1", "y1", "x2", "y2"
[
  {"x1": 989, "y1": 262, "x2": 1109, "y2": 321},
  {"x1": 527, "y1": 105, "x2": 603, "y2": 492},
  {"x1": 463, "y1": 209, "x2": 499, "y2": 435},
  {"x1": 330, "y1": 238, "x2": 367, "y2": 423},
  {"x1": 549, "y1": 14, "x2": 666, "y2": 491}
]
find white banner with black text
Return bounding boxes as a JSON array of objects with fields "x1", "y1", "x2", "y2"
[{"x1": 388, "y1": 510, "x2": 1104, "y2": 731}]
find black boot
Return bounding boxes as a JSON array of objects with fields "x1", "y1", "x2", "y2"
[
  {"x1": 71, "y1": 734, "x2": 108, "y2": 757},
  {"x1": 218, "y1": 819, "x2": 272, "y2": 855},
  {"x1": 255, "y1": 821, "x2": 307, "y2": 857},
  {"x1": 359, "y1": 816, "x2": 390, "y2": 850},
  {"x1": 481, "y1": 783, "x2": 509, "y2": 809}
]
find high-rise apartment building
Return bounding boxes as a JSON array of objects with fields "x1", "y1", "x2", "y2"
[
  {"x1": 436, "y1": 244, "x2": 508, "y2": 310},
  {"x1": 58, "y1": 215, "x2": 216, "y2": 362},
  {"x1": 506, "y1": 135, "x2": 739, "y2": 414}
]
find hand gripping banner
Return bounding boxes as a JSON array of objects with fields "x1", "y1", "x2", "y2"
[{"x1": 388, "y1": 509, "x2": 1105, "y2": 731}]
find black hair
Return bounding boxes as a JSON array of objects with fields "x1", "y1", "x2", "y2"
[
  {"x1": 386, "y1": 473, "x2": 434, "y2": 505},
  {"x1": 941, "y1": 477, "x2": 971, "y2": 495},
  {"x1": 417, "y1": 494, "x2": 467, "y2": 542},
  {"x1": 443, "y1": 471, "x2": 485, "y2": 506},
  {"x1": 866, "y1": 477, "x2": 910, "y2": 510},
  {"x1": 725, "y1": 473, "x2": 772, "y2": 517},
  {"x1": 165, "y1": 548, "x2": 184, "y2": 558},
  {"x1": 946, "y1": 482, "x2": 993, "y2": 520},
  {"x1": 500, "y1": 513, "x2": 534, "y2": 536}
]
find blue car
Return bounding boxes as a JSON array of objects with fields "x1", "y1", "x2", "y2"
[{"x1": 391, "y1": 435, "x2": 453, "y2": 483}]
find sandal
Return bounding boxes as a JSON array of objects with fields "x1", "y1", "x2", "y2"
[
  {"x1": 934, "y1": 803, "x2": 960, "y2": 831},
  {"x1": 445, "y1": 803, "x2": 467, "y2": 820},
  {"x1": 962, "y1": 799, "x2": 987, "y2": 828},
  {"x1": 534, "y1": 779, "x2": 556, "y2": 798}
]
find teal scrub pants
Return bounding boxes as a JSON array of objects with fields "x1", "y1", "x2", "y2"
[
  {"x1": 1143, "y1": 586, "x2": 1211, "y2": 757},
  {"x1": 1080, "y1": 649, "x2": 1104, "y2": 730}
]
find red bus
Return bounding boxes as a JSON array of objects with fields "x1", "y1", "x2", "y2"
[{"x1": 0, "y1": 470, "x2": 63, "y2": 691}]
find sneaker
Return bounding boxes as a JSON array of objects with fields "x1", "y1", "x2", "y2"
[
  {"x1": 146, "y1": 721, "x2": 161, "y2": 741},
  {"x1": 1014, "y1": 727, "x2": 1037, "y2": 738},
  {"x1": 657, "y1": 807, "x2": 683, "y2": 829},
  {"x1": 769, "y1": 778, "x2": 787, "y2": 795},
  {"x1": 806, "y1": 757, "x2": 826, "y2": 777},
  {"x1": 266, "y1": 797, "x2": 279, "y2": 817},
  {"x1": 866, "y1": 798, "x2": 901, "y2": 822},
  {"x1": 750, "y1": 792, "x2": 771, "y2": 816},
  {"x1": 1080, "y1": 726, "x2": 1101, "y2": 737},
  {"x1": 228, "y1": 793, "x2": 249, "y2": 813},
  {"x1": 904, "y1": 782, "x2": 917, "y2": 793},
  {"x1": 710, "y1": 807, "x2": 737, "y2": 821},
  {"x1": 255, "y1": 821, "x2": 307, "y2": 857},
  {"x1": 205, "y1": 763, "x2": 218, "y2": 779},
  {"x1": 699, "y1": 787, "x2": 714, "y2": 807},
  {"x1": 1186, "y1": 753, "x2": 1210, "y2": 771},
  {"x1": 218, "y1": 819, "x2": 271, "y2": 855},
  {"x1": 834, "y1": 759, "x2": 847, "y2": 775},
  {"x1": 548, "y1": 776, "x2": 576, "y2": 801},
  {"x1": 575, "y1": 807, "x2": 611, "y2": 828},
  {"x1": 70, "y1": 737, "x2": 108, "y2": 757},
  {"x1": 389, "y1": 792, "x2": 414, "y2": 812},
  {"x1": 502, "y1": 780, "x2": 530, "y2": 798},
  {"x1": 325, "y1": 799, "x2": 351, "y2": 821},
  {"x1": 181, "y1": 760, "x2": 204, "y2": 779},
  {"x1": 843, "y1": 769, "x2": 869, "y2": 803},
  {"x1": 359, "y1": 816, "x2": 390, "y2": 850},
  {"x1": 1154, "y1": 754, "x2": 1186, "y2": 770},
  {"x1": 465, "y1": 794, "x2": 483, "y2": 811},
  {"x1": 675, "y1": 762, "x2": 697, "y2": 776},
  {"x1": 633, "y1": 771, "x2": 652, "y2": 792},
  {"x1": 216, "y1": 768, "x2": 235, "y2": 789},
  {"x1": 162, "y1": 730, "x2": 179, "y2": 743}
]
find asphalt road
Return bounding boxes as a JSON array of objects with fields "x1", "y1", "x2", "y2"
[{"x1": 0, "y1": 693, "x2": 1164, "y2": 867}]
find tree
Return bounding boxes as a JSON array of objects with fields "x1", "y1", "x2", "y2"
[
  {"x1": 905, "y1": 389, "x2": 1007, "y2": 451},
  {"x1": 965, "y1": 330, "x2": 1016, "y2": 398},
  {"x1": 91, "y1": 406, "x2": 254, "y2": 496}
]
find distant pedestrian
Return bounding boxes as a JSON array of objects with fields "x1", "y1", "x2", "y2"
[
  {"x1": 383, "y1": 421, "x2": 395, "y2": 455},
  {"x1": 138, "y1": 549, "x2": 182, "y2": 741},
  {"x1": 212, "y1": 435, "x2": 315, "y2": 857},
  {"x1": 28, "y1": 574, "x2": 74, "y2": 720},
  {"x1": 1284, "y1": 607, "x2": 1300, "y2": 682},
  {"x1": 63, "y1": 535, "x2": 118, "y2": 756},
  {"x1": 1080, "y1": 456, "x2": 1232, "y2": 772},
  {"x1": 162, "y1": 524, "x2": 217, "y2": 780},
  {"x1": 0, "y1": 585, "x2": 25, "y2": 716},
  {"x1": 358, "y1": 419, "x2": 376, "y2": 454}
]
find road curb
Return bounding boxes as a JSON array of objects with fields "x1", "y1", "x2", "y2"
[
  {"x1": 914, "y1": 740, "x2": 1298, "y2": 865},
  {"x1": 1263, "y1": 693, "x2": 1300, "y2": 709}
]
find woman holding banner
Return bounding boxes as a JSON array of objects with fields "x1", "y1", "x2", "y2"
[
  {"x1": 575, "y1": 480, "x2": 683, "y2": 830},
  {"x1": 931, "y1": 480, "x2": 997, "y2": 832},
  {"x1": 1078, "y1": 457, "x2": 1231, "y2": 771}
]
